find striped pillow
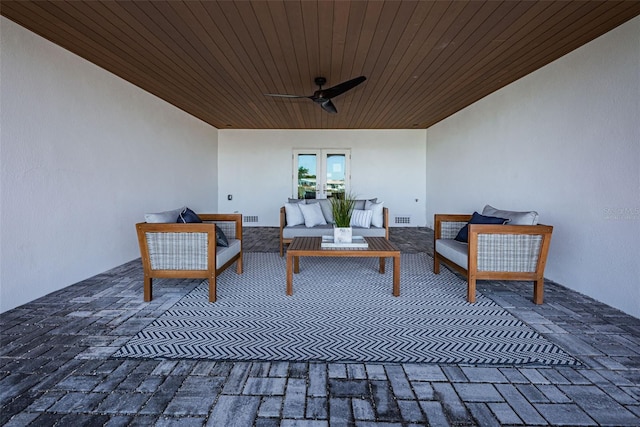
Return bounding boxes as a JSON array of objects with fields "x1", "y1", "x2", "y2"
[{"x1": 350, "y1": 209, "x2": 373, "y2": 228}]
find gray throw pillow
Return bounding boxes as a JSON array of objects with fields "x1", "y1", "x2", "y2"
[
  {"x1": 284, "y1": 202, "x2": 305, "y2": 226},
  {"x1": 365, "y1": 200, "x2": 384, "y2": 228},
  {"x1": 299, "y1": 202, "x2": 327, "y2": 227},
  {"x1": 482, "y1": 205, "x2": 539, "y2": 225},
  {"x1": 145, "y1": 207, "x2": 185, "y2": 223}
]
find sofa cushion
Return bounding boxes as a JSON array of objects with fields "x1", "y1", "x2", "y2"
[
  {"x1": 305, "y1": 199, "x2": 334, "y2": 224},
  {"x1": 299, "y1": 202, "x2": 327, "y2": 227},
  {"x1": 436, "y1": 239, "x2": 469, "y2": 270},
  {"x1": 482, "y1": 204, "x2": 539, "y2": 225},
  {"x1": 284, "y1": 202, "x2": 305, "y2": 226},
  {"x1": 365, "y1": 200, "x2": 384, "y2": 228},
  {"x1": 350, "y1": 209, "x2": 373, "y2": 228},
  {"x1": 145, "y1": 207, "x2": 185, "y2": 223},
  {"x1": 215, "y1": 225, "x2": 229, "y2": 247},
  {"x1": 288, "y1": 198, "x2": 306, "y2": 204},
  {"x1": 354, "y1": 198, "x2": 377, "y2": 210},
  {"x1": 176, "y1": 207, "x2": 202, "y2": 223},
  {"x1": 282, "y1": 224, "x2": 334, "y2": 238},
  {"x1": 282, "y1": 224, "x2": 386, "y2": 239},
  {"x1": 454, "y1": 211, "x2": 508, "y2": 243}
]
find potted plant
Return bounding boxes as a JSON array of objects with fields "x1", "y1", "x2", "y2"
[{"x1": 330, "y1": 192, "x2": 355, "y2": 243}]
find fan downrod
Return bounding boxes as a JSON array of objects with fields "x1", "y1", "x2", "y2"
[{"x1": 314, "y1": 77, "x2": 327, "y2": 87}]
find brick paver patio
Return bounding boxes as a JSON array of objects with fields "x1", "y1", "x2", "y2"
[{"x1": 1, "y1": 227, "x2": 639, "y2": 426}]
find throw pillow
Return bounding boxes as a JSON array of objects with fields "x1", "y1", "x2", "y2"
[
  {"x1": 306, "y1": 199, "x2": 334, "y2": 224},
  {"x1": 176, "y1": 207, "x2": 202, "y2": 223},
  {"x1": 454, "y1": 211, "x2": 508, "y2": 243},
  {"x1": 284, "y1": 202, "x2": 305, "y2": 226},
  {"x1": 215, "y1": 225, "x2": 229, "y2": 247},
  {"x1": 299, "y1": 202, "x2": 327, "y2": 227},
  {"x1": 350, "y1": 209, "x2": 373, "y2": 228},
  {"x1": 365, "y1": 200, "x2": 384, "y2": 228},
  {"x1": 482, "y1": 204, "x2": 539, "y2": 225},
  {"x1": 354, "y1": 198, "x2": 377, "y2": 210},
  {"x1": 145, "y1": 207, "x2": 185, "y2": 223}
]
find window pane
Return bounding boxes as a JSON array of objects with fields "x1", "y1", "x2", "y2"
[
  {"x1": 297, "y1": 154, "x2": 317, "y2": 199},
  {"x1": 326, "y1": 153, "x2": 345, "y2": 199}
]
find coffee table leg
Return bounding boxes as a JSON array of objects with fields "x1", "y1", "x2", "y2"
[
  {"x1": 393, "y1": 254, "x2": 400, "y2": 296},
  {"x1": 294, "y1": 256, "x2": 300, "y2": 274},
  {"x1": 379, "y1": 257, "x2": 386, "y2": 274},
  {"x1": 286, "y1": 253, "x2": 293, "y2": 296}
]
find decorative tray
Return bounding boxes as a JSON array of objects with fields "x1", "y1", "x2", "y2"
[{"x1": 321, "y1": 235, "x2": 369, "y2": 249}]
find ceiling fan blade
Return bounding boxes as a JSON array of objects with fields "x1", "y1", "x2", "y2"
[
  {"x1": 322, "y1": 76, "x2": 366, "y2": 99},
  {"x1": 264, "y1": 93, "x2": 308, "y2": 98},
  {"x1": 321, "y1": 99, "x2": 337, "y2": 114}
]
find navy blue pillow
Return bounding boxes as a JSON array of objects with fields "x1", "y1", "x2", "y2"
[
  {"x1": 454, "y1": 212, "x2": 507, "y2": 243},
  {"x1": 215, "y1": 225, "x2": 229, "y2": 247},
  {"x1": 176, "y1": 207, "x2": 202, "y2": 223}
]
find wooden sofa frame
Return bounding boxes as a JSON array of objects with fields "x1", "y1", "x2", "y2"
[
  {"x1": 136, "y1": 213, "x2": 243, "y2": 303},
  {"x1": 279, "y1": 206, "x2": 390, "y2": 256},
  {"x1": 433, "y1": 214, "x2": 553, "y2": 304}
]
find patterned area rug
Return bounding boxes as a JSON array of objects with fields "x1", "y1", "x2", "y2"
[{"x1": 114, "y1": 253, "x2": 579, "y2": 365}]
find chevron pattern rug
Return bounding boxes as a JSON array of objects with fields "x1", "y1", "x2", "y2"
[{"x1": 114, "y1": 253, "x2": 579, "y2": 365}]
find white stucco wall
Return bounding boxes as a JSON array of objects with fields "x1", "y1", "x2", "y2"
[
  {"x1": 426, "y1": 17, "x2": 640, "y2": 318},
  {"x1": 217, "y1": 129, "x2": 427, "y2": 227},
  {"x1": 0, "y1": 18, "x2": 219, "y2": 312}
]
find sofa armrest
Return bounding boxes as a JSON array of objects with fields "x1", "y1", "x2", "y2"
[
  {"x1": 280, "y1": 206, "x2": 287, "y2": 230},
  {"x1": 467, "y1": 224, "x2": 553, "y2": 273}
]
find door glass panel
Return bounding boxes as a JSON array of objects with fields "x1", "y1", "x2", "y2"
[
  {"x1": 297, "y1": 153, "x2": 317, "y2": 199},
  {"x1": 325, "y1": 153, "x2": 346, "y2": 200}
]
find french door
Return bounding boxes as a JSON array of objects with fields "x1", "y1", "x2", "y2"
[{"x1": 292, "y1": 149, "x2": 350, "y2": 200}]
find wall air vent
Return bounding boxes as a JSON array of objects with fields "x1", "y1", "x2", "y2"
[
  {"x1": 243, "y1": 216, "x2": 258, "y2": 223},
  {"x1": 394, "y1": 216, "x2": 411, "y2": 225}
]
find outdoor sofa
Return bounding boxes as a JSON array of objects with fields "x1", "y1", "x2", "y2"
[{"x1": 280, "y1": 198, "x2": 389, "y2": 256}]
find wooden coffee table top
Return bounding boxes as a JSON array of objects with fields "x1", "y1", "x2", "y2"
[{"x1": 287, "y1": 237, "x2": 399, "y2": 256}]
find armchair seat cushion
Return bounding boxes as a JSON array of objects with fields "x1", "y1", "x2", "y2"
[
  {"x1": 435, "y1": 239, "x2": 468, "y2": 270},
  {"x1": 216, "y1": 239, "x2": 241, "y2": 269}
]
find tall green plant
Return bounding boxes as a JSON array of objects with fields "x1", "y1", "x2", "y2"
[{"x1": 330, "y1": 193, "x2": 355, "y2": 227}]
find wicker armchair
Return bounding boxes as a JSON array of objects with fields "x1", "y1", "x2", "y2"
[
  {"x1": 433, "y1": 213, "x2": 552, "y2": 304},
  {"x1": 136, "y1": 213, "x2": 242, "y2": 302}
]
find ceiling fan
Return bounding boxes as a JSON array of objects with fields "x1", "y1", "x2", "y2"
[{"x1": 264, "y1": 76, "x2": 366, "y2": 114}]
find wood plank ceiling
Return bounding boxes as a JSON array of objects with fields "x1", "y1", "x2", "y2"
[{"x1": 2, "y1": 1, "x2": 639, "y2": 129}]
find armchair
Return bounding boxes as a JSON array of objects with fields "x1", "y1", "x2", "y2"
[
  {"x1": 136, "y1": 213, "x2": 243, "y2": 302},
  {"x1": 433, "y1": 210, "x2": 552, "y2": 304}
]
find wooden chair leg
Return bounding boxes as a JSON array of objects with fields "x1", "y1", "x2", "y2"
[
  {"x1": 433, "y1": 253, "x2": 440, "y2": 274},
  {"x1": 236, "y1": 254, "x2": 243, "y2": 274},
  {"x1": 143, "y1": 277, "x2": 152, "y2": 302},
  {"x1": 533, "y1": 278, "x2": 544, "y2": 304},
  {"x1": 209, "y1": 275, "x2": 217, "y2": 303},
  {"x1": 467, "y1": 276, "x2": 477, "y2": 303},
  {"x1": 280, "y1": 239, "x2": 284, "y2": 257}
]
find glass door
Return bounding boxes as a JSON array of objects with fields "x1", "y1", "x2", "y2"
[{"x1": 292, "y1": 149, "x2": 350, "y2": 200}]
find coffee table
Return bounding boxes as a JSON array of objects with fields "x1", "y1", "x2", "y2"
[{"x1": 286, "y1": 237, "x2": 401, "y2": 296}]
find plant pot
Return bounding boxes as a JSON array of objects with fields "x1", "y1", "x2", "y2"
[{"x1": 334, "y1": 226, "x2": 352, "y2": 244}]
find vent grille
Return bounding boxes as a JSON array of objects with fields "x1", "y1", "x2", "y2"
[
  {"x1": 394, "y1": 216, "x2": 411, "y2": 224},
  {"x1": 243, "y1": 216, "x2": 258, "y2": 223}
]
